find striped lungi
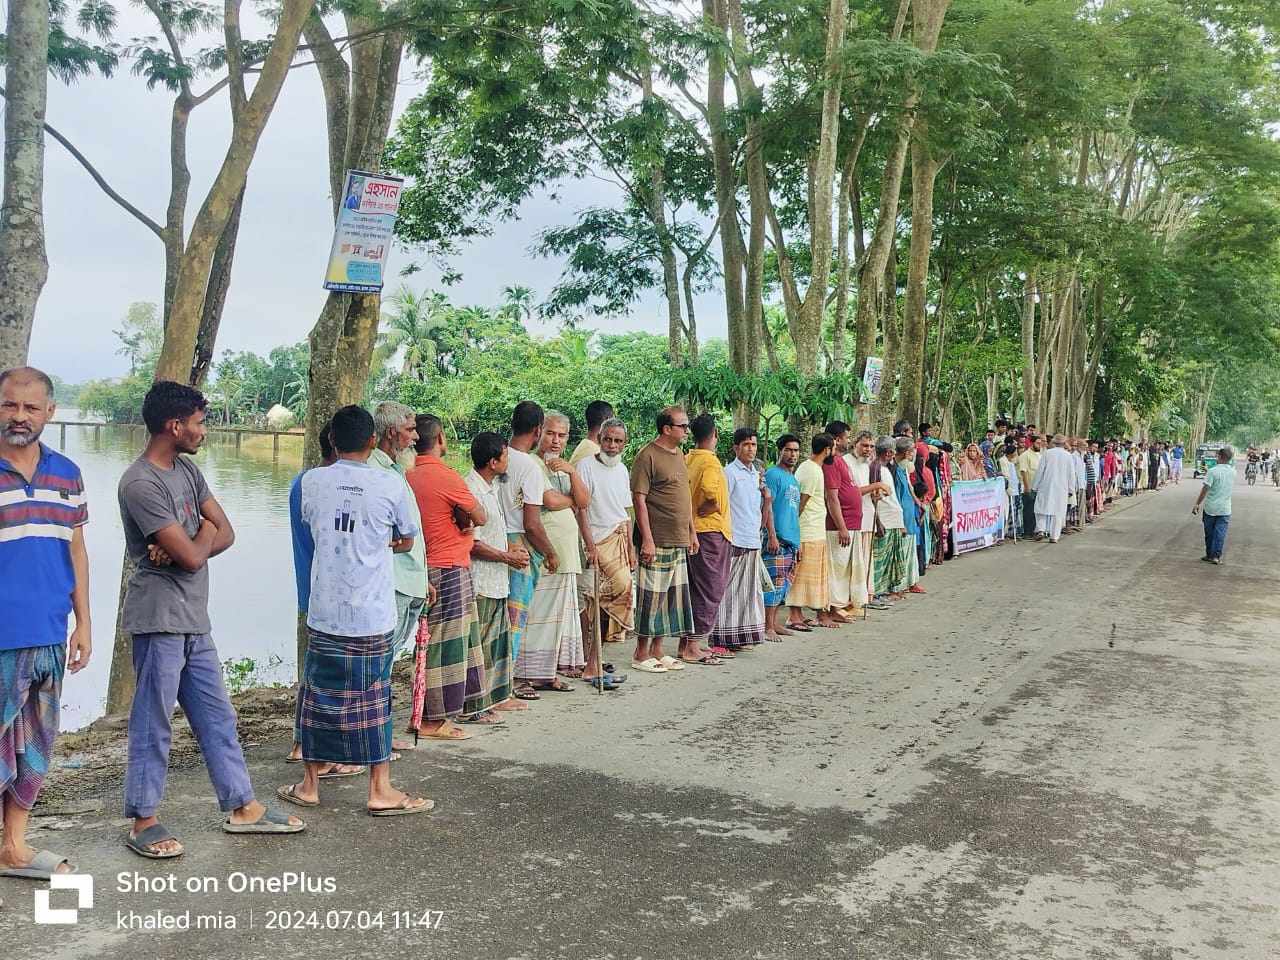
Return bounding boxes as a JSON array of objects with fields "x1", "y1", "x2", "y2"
[
  {"x1": 788, "y1": 539, "x2": 830, "y2": 610},
  {"x1": 0, "y1": 643, "x2": 64, "y2": 811},
  {"x1": 426, "y1": 566, "x2": 486, "y2": 721},
  {"x1": 688, "y1": 530, "x2": 731, "y2": 638},
  {"x1": 763, "y1": 544, "x2": 797, "y2": 608},
  {"x1": 517, "y1": 571, "x2": 580, "y2": 682},
  {"x1": 506, "y1": 535, "x2": 543, "y2": 660},
  {"x1": 872, "y1": 529, "x2": 917, "y2": 595},
  {"x1": 579, "y1": 526, "x2": 634, "y2": 644},
  {"x1": 827, "y1": 531, "x2": 871, "y2": 612},
  {"x1": 471, "y1": 595, "x2": 513, "y2": 711},
  {"x1": 711, "y1": 546, "x2": 765, "y2": 650},
  {"x1": 635, "y1": 546, "x2": 694, "y2": 641},
  {"x1": 297, "y1": 628, "x2": 394, "y2": 766}
]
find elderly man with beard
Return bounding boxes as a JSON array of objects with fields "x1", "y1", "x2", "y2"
[
  {"x1": 843, "y1": 430, "x2": 892, "y2": 612},
  {"x1": 576, "y1": 418, "x2": 634, "y2": 689},
  {"x1": 369, "y1": 402, "x2": 430, "y2": 665},
  {"x1": 870, "y1": 437, "x2": 920, "y2": 600},
  {"x1": 0, "y1": 368, "x2": 91, "y2": 881},
  {"x1": 517, "y1": 412, "x2": 590, "y2": 691},
  {"x1": 1032, "y1": 434, "x2": 1076, "y2": 543}
]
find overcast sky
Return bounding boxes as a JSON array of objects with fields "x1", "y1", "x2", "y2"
[{"x1": 27, "y1": 8, "x2": 726, "y2": 384}]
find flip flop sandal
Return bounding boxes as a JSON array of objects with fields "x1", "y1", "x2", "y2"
[
  {"x1": 368, "y1": 797, "x2": 435, "y2": 818},
  {"x1": 786, "y1": 622, "x2": 813, "y2": 632},
  {"x1": 224, "y1": 806, "x2": 305, "y2": 834},
  {"x1": 276, "y1": 784, "x2": 319, "y2": 808},
  {"x1": 680, "y1": 654, "x2": 723, "y2": 665},
  {"x1": 419, "y1": 724, "x2": 473, "y2": 740},
  {"x1": 318, "y1": 764, "x2": 364, "y2": 779},
  {"x1": 125, "y1": 823, "x2": 184, "y2": 860},
  {"x1": 0, "y1": 849, "x2": 76, "y2": 879},
  {"x1": 630, "y1": 658, "x2": 668, "y2": 673},
  {"x1": 531, "y1": 680, "x2": 574, "y2": 692},
  {"x1": 582, "y1": 676, "x2": 623, "y2": 691},
  {"x1": 513, "y1": 685, "x2": 542, "y2": 700}
]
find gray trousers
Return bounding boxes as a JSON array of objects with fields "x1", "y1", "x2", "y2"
[{"x1": 124, "y1": 632, "x2": 254, "y2": 819}]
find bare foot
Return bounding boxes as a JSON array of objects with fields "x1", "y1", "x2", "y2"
[{"x1": 493, "y1": 699, "x2": 529, "y2": 712}]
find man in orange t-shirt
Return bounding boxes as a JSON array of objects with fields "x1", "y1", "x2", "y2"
[{"x1": 406, "y1": 415, "x2": 489, "y2": 738}]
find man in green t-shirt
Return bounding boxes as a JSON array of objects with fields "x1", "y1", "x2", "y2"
[{"x1": 1192, "y1": 446, "x2": 1235, "y2": 564}]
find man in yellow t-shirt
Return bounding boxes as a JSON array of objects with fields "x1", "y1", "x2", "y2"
[
  {"x1": 1016, "y1": 436, "x2": 1043, "y2": 538},
  {"x1": 788, "y1": 433, "x2": 835, "y2": 628},
  {"x1": 684, "y1": 414, "x2": 732, "y2": 664}
]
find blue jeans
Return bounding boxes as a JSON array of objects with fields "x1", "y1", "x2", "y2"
[
  {"x1": 1202, "y1": 513, "x2": 1229, "y2": 560},
  {"x1": 125, "y1": 633, "x2": 254, "y2": 819}
]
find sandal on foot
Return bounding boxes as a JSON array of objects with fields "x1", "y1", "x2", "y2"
[
  {"x1": 531, "y1": 678, "x2": 574, "y2": 692},
  {"x1": 276, "y1": 784, "x2": 319, "y2": 808},
  {"x1": 318, "y1": 763, "x2": 364, "y2": 779},
  {"x1": 513, "y1": 684, "x2": 542, "y2": 700},
  {"x1": 680, "y1": 654, "x2": 723, "y2": 665},
  {"x1": 125, "y1": 824, "x2": 184, "y2": 860},
  {"x1": 459, "y1": 711, "x2": 505, "y2": 724},
  {"x1": 0, "y1": 849, "x2": 76, "y2": 879},
  {"x1": 658, "y1": 655, "x2": 686, "y2": 671},
  {"x1": 418, "y1": 723, "x2": 472, "y2": 740},
  {"x1": 630, "y1": 658, "x2": 668, "y2": 673},
  {"x1": 786, "y1": 622, "x2": 813, "y2": 633},
  {"x1": 368, "y1": 796, "x2": 435, "y2": 817},
  {"x1": 224, "y1": 806, "x2": 305, "y2": 834}
]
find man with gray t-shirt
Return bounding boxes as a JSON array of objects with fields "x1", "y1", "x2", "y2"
[{"x1": 118, "y1": 382, "x2": 304, "y2": 860}]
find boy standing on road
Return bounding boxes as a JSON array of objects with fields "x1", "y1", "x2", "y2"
[
  {"x1": 119, "y1": 381, "x2": 304, "y2": 859},
  {"x1": 1192, "y1": 446, "x2": 1235, "y2": 565}
]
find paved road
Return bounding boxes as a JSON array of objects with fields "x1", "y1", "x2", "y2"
[{"x1": 6, "y1": 474, "x2": 1279, "y2": 959}]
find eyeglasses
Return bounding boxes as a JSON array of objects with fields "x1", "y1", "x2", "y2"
[{"x1": 670, "y1": 422, "x2": 690, "y2": 430}]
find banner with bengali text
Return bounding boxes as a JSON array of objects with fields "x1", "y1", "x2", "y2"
[
  {"x1": 951, "y1": 477, "x2": 1007, "y2": 554},
  {"x1": 323, "y1": 169, "x2": 404, "y2": 293}
]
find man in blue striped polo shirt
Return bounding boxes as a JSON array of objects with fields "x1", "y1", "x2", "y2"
[{"x1": 0, "y1": 366, "x2": 91, "y2": 882}]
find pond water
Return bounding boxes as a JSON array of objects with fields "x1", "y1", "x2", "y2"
[{"x1": 50, "y1": 422, "x2": 304, "y2": 730}]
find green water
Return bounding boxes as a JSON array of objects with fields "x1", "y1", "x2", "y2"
[{"x1": 51, "y1": 423, "x2": 302, "y2": 730}]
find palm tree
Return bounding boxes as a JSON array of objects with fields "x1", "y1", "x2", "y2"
[
  {"x1": 499, "y1": 285, "x2": 535, "y2": 326},
  {"x1": 374, "y1": 287, "x2": 444, "y2": 381}
]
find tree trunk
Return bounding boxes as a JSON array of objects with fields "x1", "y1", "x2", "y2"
[
  {"x1": 154, "y1": 0, "x2": 317, "y2": 382},
  {"x1": 190, "y1": 187, "x2": 246, "y2": 386},
  {"x1": 897, "y1": 127, "x2": 943, "y2": 427},
  {"x1": 833, "y1": 157, "x2": 854, "y2": 369},
  {"x1": 791, "y1": 0, "x2": 849, "y2": 377},
  {"x1": 0, "y1": 0, "x2": 50, "y2": 368},
  {"x1": 1021, "y1": 272, "x2": 1037, "y2": 422},
  {"x1": 877, "y1": 247, "x2": 901, "y2": 433}
]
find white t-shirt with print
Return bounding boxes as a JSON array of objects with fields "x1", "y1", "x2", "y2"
[
  {"x1": 576, "y1": 454, "x2": 631, "y2": 542},
  {"x1": 497, "y1": 446, "x2": 546, "y2": 534},
  {"x1": 465, "y1": 470, "x2": 509, "y2": 600},
  {"x1": 302, "y1": 459, "x2": 419, "y2": 637}
]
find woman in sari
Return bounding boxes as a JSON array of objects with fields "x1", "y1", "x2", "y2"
[{"x1": 959, "y1": 443, "x2": 989, "y2": 481}]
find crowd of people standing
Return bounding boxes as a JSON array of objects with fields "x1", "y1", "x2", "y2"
[{"x1": 0, "y1": 364, "x2": 1198, "y2": 886}]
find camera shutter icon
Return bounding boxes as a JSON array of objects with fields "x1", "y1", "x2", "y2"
[{"x1": 34, "y1": 873, "x2": 94, "y2": 925}]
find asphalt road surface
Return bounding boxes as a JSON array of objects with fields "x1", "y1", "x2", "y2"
[{"x1": 6, "y1": 472, "x2": 1278, "y2": 960}]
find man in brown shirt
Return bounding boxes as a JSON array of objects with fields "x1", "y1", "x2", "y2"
[{"x1": 629, "y1": 406, "x2": 699, "y2": 673}]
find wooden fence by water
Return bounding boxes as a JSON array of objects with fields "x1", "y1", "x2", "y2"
[{"x1": 50, "y1": 421, "x2": 304, "y2": 462}]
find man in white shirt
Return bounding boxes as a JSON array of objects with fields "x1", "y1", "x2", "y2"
[
  {"x1": 844, "y1": 430, "x2": 892, "y2": 611},
  {"x1": 1032, "y1": 434, "x2": 1076, "y2": 543},
  {"x1": 283, "y1": 404, "x2": 431, "y2": 817},
  {"x1": 498, "y1": 402, "x2": 558, "y2": 669},
  {"x1": 576, "y1": 418, "x2": 635, "y2": 686},
  {"x1": 466, "y1": 432, "x2": 531, "y2": 714}
]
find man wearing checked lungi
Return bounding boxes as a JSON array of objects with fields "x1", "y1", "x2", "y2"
[
  {"x1": 0, "y1": 367, "x2": 92, "y2": 882},
  {"x1": 279, "y1": 405, "x2": 431, "y2": 817}
]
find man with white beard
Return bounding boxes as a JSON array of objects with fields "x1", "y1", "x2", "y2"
[
  {"x1": 842, "y1": 430, "x2": 892, "y2": 612},
  {"x1": 1032, "y1": 434, "x2": 1076, "y2": 543}
]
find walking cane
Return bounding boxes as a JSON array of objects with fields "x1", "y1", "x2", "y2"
[{"x1": 592, "y1": 568, "x2": 604, "y2": 697}]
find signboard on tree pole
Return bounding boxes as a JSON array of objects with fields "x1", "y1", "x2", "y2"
[{"x1": 323, "y1": 169, "x2": 404, "y2": 293}]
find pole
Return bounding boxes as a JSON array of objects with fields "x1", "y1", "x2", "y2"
[{"x1": 592, "y1": 569, "x2": 603, "y2": 696}]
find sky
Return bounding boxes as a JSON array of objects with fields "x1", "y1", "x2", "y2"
[{"x1": 27, "y1": 8, "x2": 727, "y2": 384}]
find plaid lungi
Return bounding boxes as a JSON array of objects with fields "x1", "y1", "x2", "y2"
[
  {"x1": 580, "y1": 526, "x2": 634, "y2": 643},
  {"x1": 506, "y1": 535, "x2": 543, "y2": 661},
  {"x1": 0, "y1": 643, "x2": 64, "y2": 811},
  {"x1": 872, "y1": 529, "x2": 917, "y2": 595},
  {"x1": 473, "y1": 595, "x2": 513, "y2": 710},
  {"x1": 635, "y1": 546, "x2": 694, "y2": 641},
  {"x1": 426, "y1": 566, "x2": 486, "y2": 721},
  {"x1": 788, "y1": 539, "x2": 830, "y2": 610},
  {"x1": 297, "y1": 628, "x2": 394, "y2": 765},
  {"x1": 763, "y1": 544, "x2": 797, "y2": 608},
  {"x1": 711, "y1": 546, "x2": 765, "y2": 649},
  {"x1": 688, "y1": 530, "x2": 731, "y2": 638},
  {"x1": 517, "y1": 572, "x2": 581, "y2": 682}
]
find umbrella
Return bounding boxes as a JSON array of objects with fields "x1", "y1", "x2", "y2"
[{"x1": 410, "y1": 617, "x2": 431, "y2": 745}]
